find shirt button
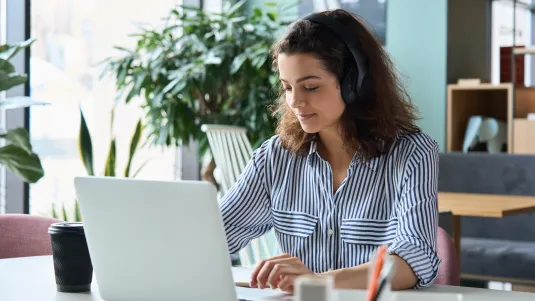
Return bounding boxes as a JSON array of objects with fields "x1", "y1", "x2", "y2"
[{"x1": 328, "y1": 229, "x2": 334, "y2": 235}]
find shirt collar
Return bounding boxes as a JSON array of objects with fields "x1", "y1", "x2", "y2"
[
  {"x1": 307, "y1": 137, "x2": 380, "y2": 172},
  {"x1": 308, "y1": 138, "x2": 319, "y2": 156}
]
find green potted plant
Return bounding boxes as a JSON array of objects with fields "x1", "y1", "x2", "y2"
[
  {"x1": 102, "y1": 0, "x2": 291, "y2": 184},
  {"x1": 0, "y1": 39, "x2": 45, "y2": 183},
  {"x1": 51, "y1": 107, "x2": 145, "y2": 221}
]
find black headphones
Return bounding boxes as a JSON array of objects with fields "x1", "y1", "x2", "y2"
[{"x1": 302, "y1": 13, "x2": 370, "y2": 105}]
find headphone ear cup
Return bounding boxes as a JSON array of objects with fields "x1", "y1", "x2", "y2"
[
  {"x1": 341, "y1": 67, "x2": 359, "y2": 105},
  {"x1": 358, "y1": 73, "x2": 372, "y2": 102}
]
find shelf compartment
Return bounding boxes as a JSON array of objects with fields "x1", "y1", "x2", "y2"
[{"x1": 447, "y1": 84, "x2": 510, "y2": 153}]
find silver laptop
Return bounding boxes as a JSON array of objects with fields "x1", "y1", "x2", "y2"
[{"x1": 74, "y1": 176, "x2": 239, "y2": 301}]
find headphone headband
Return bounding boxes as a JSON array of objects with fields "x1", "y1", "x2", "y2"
[{"x1": 302, "y1": 13, "x2": 367, "y2": 98}]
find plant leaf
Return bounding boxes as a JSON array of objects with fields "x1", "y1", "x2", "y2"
[
  {"x1": 163, "y1": 77, "x2": 181, "y2": 94},
  {"x1": 0, "y1": 71, "x2": 27, "y2": 92},
  {"x1": 132, "y1": 159, "x2": 150, "y2": 178},
  {"x1": 267, "y1": 12, "x2": 277, "y2": 21},
  {"x1": 230, "y1": 53, "x2": 247, "y2": 74},
  {"x1": 0, "y1": 96, "x2": 49, "y2": 110},
  {"x1": 74, "y1": 201, "x2": 82, "y2": 222},
  {"x1": 51, "y1": 203, "x2": 59, "y2": 220},
  {"x1": 113, "y1": 46, "x2": 134, "y2": 54},
  {"x1": 124, "y1": 119, "x2": 143, "y2": 177},
  {"x1": 78, "y1": 108, "x2": 95, "y2": 176},
  {"x1": 62, "y1": 203, "x2": 68, "y2": 222},
  {"x1": 253, "y1": 7, "x2": 262, "y2": 17},
  {"x1": 226, "y1": 0, "x2": 247, "y2": 16},
  {"x1": 0, "y1": 39, "x2": 35, "y2": 61},
  {"x1": 0, "y1": 144, "x2": 44, "y2": 183},
  {"x1": 0, "y1": 127, "x2": 32, "y2": 154},
  {"x1": 104, "y1": 138, "x2": 116, "y2": 177},
  {"x1": 204, "y1": 55, "x2": 222, "y2": 65},
  {"x1": 0, "y1": 58, "x2": 15, "y2": 73}
]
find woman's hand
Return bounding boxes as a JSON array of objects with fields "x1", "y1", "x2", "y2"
[{"x1": 249, "y1": 253, "x2": 315, "y2": 293}]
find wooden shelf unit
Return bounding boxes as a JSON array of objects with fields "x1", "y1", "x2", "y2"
[{"x1": 447, "y1": 83, "x2": 535, "y2": 153}]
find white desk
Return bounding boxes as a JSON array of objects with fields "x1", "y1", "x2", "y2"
[{"x1": 0, "y1": 256, "x2": 533, "y2": 301}]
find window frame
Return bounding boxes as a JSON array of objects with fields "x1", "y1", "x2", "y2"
[
  {"x1": 1, "y1": 0, "x2": 30, "y2": 214},
  {"x1": 530, "y1": 2, "x2": 535, "y2": 85}
]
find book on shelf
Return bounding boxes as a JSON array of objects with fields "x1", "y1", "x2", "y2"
[{"x1": 500, "y1": 46, "x2": 525, "y2": 85}]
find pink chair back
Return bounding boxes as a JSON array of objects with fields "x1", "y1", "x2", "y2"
[
  {"x1": 0, "y1": 214, "x2": 60, "y2": 259},
  {"x1": 435, "y1": 226, "x2": 460, "y2": 285}
]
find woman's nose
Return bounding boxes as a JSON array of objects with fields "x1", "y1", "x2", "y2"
[{"x1": 288, "y1": 91, "x2": 305, "y2": 108}]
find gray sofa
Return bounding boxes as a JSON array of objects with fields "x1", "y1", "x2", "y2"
[{"x1": 438, "y1": 152, "x2": 535, "y2": 283}]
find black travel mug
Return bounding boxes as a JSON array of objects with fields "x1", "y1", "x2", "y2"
[{"x1": 48, "y1": 222, "x2": 93, "y2": 293}]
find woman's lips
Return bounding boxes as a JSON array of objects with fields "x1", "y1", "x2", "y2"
[{"x1": 297, "y1": 113, "x2": 316, "y2": 121}]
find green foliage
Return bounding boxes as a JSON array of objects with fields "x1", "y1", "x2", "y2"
[
  {"x1": 52, "y1": 107, "x2": 146, "y2": 222},
  {"x1": 102, "y1": 0, "x2": 290, "y2": 156},
  {"x1": 0, "y1": 39, "x2": 46, "y2": 183},
  {"x1": 77, "y1": 107, "x2": 145, "y2": 178}
]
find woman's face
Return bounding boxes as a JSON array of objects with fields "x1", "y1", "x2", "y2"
[{"x1": 277, "y1": 52, "x2": 345, "y2": 134}]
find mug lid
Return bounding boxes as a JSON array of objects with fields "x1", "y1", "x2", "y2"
[{"x1": 48, "y1": 222, "x2": 85, "y2": 235}]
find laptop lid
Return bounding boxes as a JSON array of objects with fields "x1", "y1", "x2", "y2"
[{"x1": 74, "y1": 176, "x2": 237, "y2": 301}]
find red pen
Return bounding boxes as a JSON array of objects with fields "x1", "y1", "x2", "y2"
[{"x1": 366, "y1": 245, "x2": 387, "y2": 301}]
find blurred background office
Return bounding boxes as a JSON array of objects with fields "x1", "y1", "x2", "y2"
[{"x1": 1, "y1": 0, "x2": 535, "y2": 294}]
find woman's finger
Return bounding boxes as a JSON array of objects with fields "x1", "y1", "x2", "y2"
[
  {"x1": 254, "y1": 256, "x2": 298, "y2": 288},
  {"x1": 266, "y1": 264, "x2": 295, "y2": 288},
  {"x1": 249, "y1": 254, "x2": 291, "y2": 287},
  {"x1": 249, "y1": 260, "x2": 266, "y2": 288},
  {"x1": 256, "y1": 260, "x2": 278, "y2": 289},
  {"x1": 278, "y1": 274, "x2": 297, "y2": 293},
  {"x1": 267, "y1": 262, "x2": 310, "y2": 289}
]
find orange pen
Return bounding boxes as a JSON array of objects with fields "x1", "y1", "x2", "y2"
[{"x1": 366, "y1": 245, "x2": 387, "y2": 301}]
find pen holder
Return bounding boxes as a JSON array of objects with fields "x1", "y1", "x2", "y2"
[{"x1": 367, "y1": 245, "x2": 395, "y2": 301}]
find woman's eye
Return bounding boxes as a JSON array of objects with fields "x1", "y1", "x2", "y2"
[
  {"x1": 283, "y1": 87, "x2": 292, "y2": 92},
  {"x1": 305, "y1": 86, "x2": 319, "y2": 91}
]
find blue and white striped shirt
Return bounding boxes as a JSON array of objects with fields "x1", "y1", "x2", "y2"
[{"x1": 219, "y1": 132, "x2": 440, "y2": 288}]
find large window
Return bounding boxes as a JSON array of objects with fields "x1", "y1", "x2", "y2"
[
  {"x1": 491, "y1": 0, "x2": 534, "y2": 85},
  {"x1": 29, "y1": 0, "x2": 183, "y2": 217}
]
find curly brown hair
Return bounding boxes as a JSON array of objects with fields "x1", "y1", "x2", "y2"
[{"x1": 270, "y1": 9, "x2": 420, "y2": 161}]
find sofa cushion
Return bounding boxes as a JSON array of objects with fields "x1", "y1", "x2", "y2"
[{"x1": 461, "y1": 237, "x2": 535, "y2": 280}]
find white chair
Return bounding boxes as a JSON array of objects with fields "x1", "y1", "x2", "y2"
[{"x1": 201, "y1": 124, "x2": 279, "y2": 267}]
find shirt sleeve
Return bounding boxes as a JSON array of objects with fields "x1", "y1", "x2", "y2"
[
  {"x1": 218, "y1": 139, "x2": 273, "y2": 255},
  {"x1": 388, "y1": 140, "x2": 441, "y2": 288}
]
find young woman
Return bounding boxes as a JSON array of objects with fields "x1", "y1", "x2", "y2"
[{"x1": 219, "y1": 9, "x2": 440, "y2": 293}]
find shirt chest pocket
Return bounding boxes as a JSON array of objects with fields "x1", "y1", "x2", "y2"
[
  {"x1": 272, "y1": 208, "x2": 319, "y2": 238},
  {"x1": 340, "y1": 218, "x2": 398, "y2": 245}
]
